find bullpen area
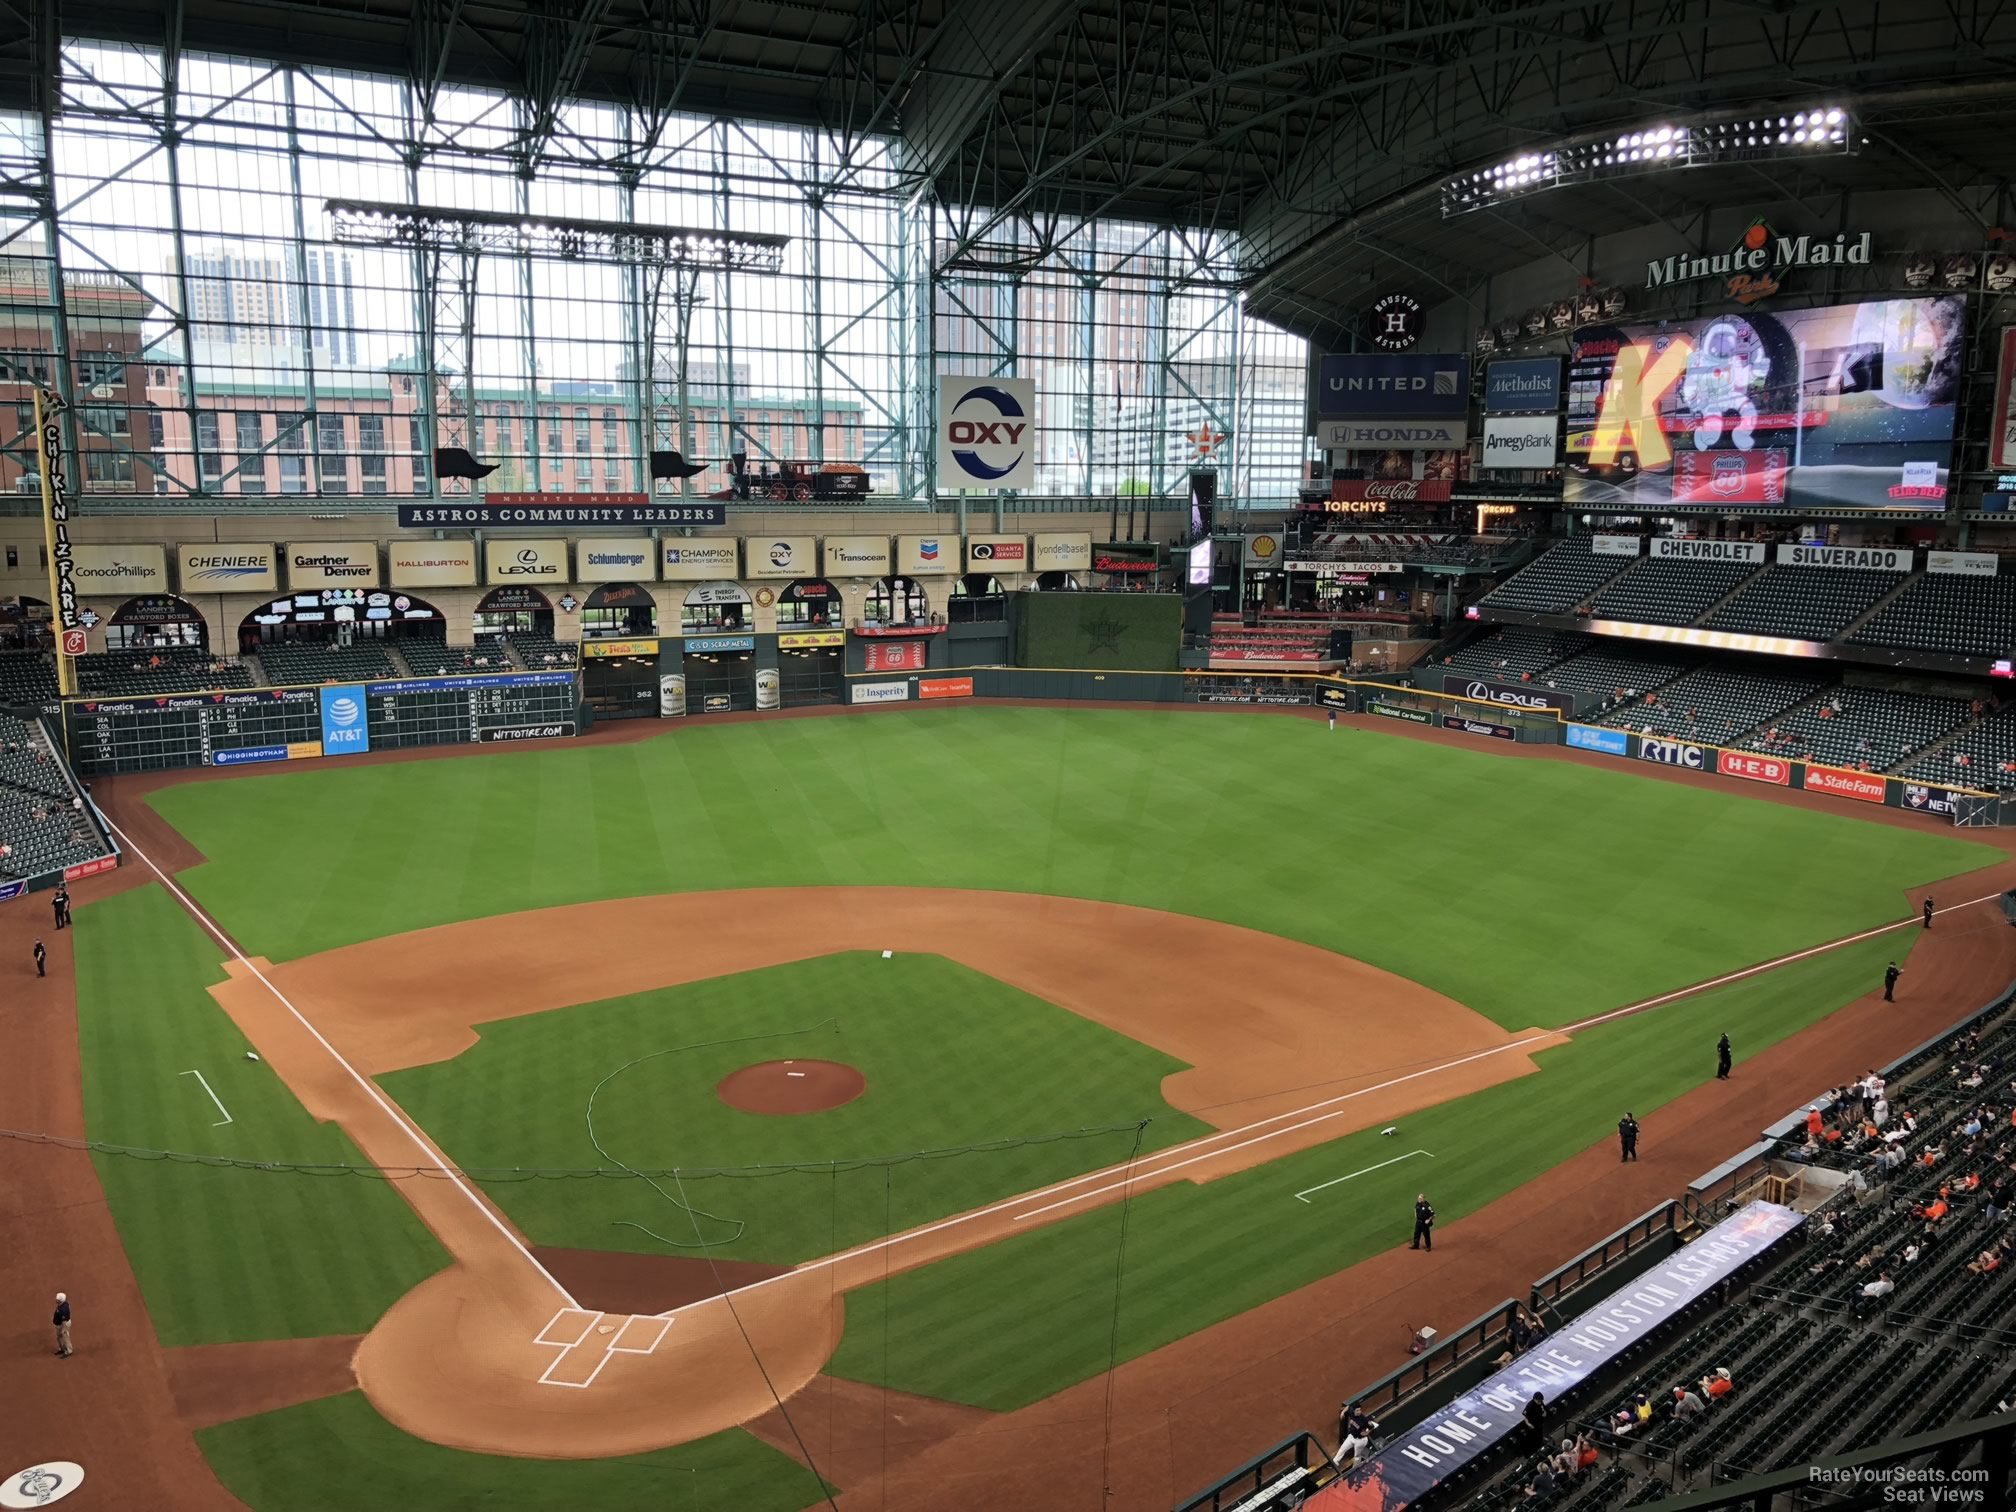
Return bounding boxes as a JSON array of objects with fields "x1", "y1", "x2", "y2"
[{"x1": 41, "y1": 704, "x2": 2014, "y2": 1511}]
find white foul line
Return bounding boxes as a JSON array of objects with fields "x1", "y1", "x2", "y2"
[
  {"x1": 101, "y1": 814, "x2": 579, "y2": 1311},
  {"x1": 1295, "y1": 1149, "x2": 1433, "y2": 1203},
  {"x1": 179, "y1": 1068, "x2": 233, "y2": 1127}
]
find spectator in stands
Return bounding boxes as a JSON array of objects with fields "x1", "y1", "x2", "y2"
[
  {"x1": 1671, "y1": 1384, "x2": 1707, "y2": 1420},
  {"x1": 1518, "y1": 1393, "x2": 1548, "y2": 1454},
  {"x1": 1573, "y1": 1433, "x2": 1599, "y2": 1474},
  {"x1": 1702, "y1": 1367, "x2": 1733, "y2": 1401},
  {"x1": 1856, "y1": 1271, "x2": 1895, "y2": 1316},
  {"x1": 1522, "y1": 1461, "x2": 1556, "y2": 1501}
]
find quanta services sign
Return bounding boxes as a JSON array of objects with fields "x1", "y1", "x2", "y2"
[{"x1": 1803, "y1": 764, "x2": 1887, "y2": 803}]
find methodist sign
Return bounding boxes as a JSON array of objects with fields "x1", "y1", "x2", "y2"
[{"x1": 1310, "y1": 1203, "x2": 1804, "y2": 1511}]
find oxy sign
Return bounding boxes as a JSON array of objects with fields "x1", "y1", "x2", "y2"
[{"x1": 937, "y1": 377, "x2": 1035, "y2": 490}]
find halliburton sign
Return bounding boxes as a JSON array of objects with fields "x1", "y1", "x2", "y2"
[
  {"x1": 1804, "y1": 765, "x2": 1887, "y2": 804},
  {"x1": 1718, "y1": 750, "x2": 1791, "y2": 786}
]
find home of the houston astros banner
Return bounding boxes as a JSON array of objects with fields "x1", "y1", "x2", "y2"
[{"x1": 1309, "y1": 1202, "x2": 1803, "y2": 1511}]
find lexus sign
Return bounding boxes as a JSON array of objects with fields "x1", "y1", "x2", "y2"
[
  {"x1": 1639, "y1": 739, "x2": 1705, "y2": 769},
  {"x1": 1438, "y1": 670, "x2": 1574, "y2": 715}
]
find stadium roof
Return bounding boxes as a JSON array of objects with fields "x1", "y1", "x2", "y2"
[{"x1": 57, "y1": 0, "x2": 2016, "y2": 341}]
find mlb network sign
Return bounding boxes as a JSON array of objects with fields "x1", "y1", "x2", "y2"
[{"x1": 938, "y1": 377, "x2": 1035, "y2": 490}]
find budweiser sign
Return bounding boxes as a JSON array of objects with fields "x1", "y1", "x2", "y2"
[
  {"x1": 1718, "y1": 751, "x2": 1790, "y2": 786},
  {"x1": 1804, "y1": 765, "x2": 1886, "y2": 804},
  {"x1": 1329, "y1": 480, "x2": 1453, "y2": 503}
]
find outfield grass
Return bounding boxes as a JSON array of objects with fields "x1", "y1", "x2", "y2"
[
  {"x1": 379, "y1": 953, "x2": 1213, "y2": 1263},
  {"x1": 196, "y1": 1392, "x2": 830, "y2": 1512},
  {"x1": 827, "y1": 930, "x2": 1911, "y2": 1409},
  {"x1": 74, "y1": 885, "x2": 447, "y2": 1345},
  {"x1": 148, "y1": 708, "x2": 1992, "y2": 1028}
]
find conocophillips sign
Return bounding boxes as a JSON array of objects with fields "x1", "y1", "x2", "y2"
[{"x1": 1438, "y1": 670, "x2": 1574, "y2": 714}]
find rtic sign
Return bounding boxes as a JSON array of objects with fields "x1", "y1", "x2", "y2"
[
  {"x1": 1639, "y1": 739, "x2": 1706, "y2": 769},
  {"x1": 1718, "y1": 750, "x2": 1790, "y2": 786}
]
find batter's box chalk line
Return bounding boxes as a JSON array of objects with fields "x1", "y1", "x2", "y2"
[{"x1": 534, "y1": 1306, "x2": 675, "y2": 1388}]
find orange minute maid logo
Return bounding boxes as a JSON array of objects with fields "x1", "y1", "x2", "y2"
[{"x1": 1725, "y1": 219, "x2": 1780, "y2": 304}]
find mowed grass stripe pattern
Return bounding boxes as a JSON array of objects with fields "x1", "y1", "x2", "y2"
[
  {"x1": 148, "y1": 707, "x2": 1992, "y2": 1029},
  {"x1": 380, "y1": 953, "x2": 1213, "y2": 1264},
  {"x1": 74, "y1": 884, "x2": 447, "y2": 1345},
  {"x1": 827, "y1": 931, "x2": 1908, "y2": 1409},
  {"x1": 196, "y1": 1392, "x2": 831, "y2": 1512}
]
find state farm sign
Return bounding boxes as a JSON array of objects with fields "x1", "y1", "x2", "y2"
[
  {"x1": 1804, "y1": 765, "x2": 1887, "y2": 804},
  {"x1": 1718, "y1": 750, "x2": 1790, "y2": 786}
]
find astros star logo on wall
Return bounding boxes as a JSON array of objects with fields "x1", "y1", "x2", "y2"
[
  {"x1": 1084, "y1": 611, "x2": 1128, "y2": 653},
  {"x1": 1186, "y1": 425, "x2": 1225, "y2": 460}
]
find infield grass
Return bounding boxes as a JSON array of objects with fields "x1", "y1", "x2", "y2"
[
  {"x1": 826, "y1": 930, "x2": 1911, "y2": 1409},
  {"x1": 147, "y1": 707, "x2": 1993, "y2": 1029},
  {"x1": 379, "y1": 952, "x2": 1212, "y2": 1263},
  {"x1": 73, "y1": 884, "x2": 446, "y2": 1345},
  {"x1": 196, "y1": 1392, "x2": 830, "y2": 1512}
]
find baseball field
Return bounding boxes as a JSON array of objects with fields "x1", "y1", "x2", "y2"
[{"x1": 60, "y1": 704, "x2": 2008, "y2": 1510}]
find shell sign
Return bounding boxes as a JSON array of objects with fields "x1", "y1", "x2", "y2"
[{"x1": 1243, "y1": 534, "x2": 1281, "y2": 568}]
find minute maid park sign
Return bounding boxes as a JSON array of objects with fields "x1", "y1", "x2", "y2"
[{"x1": 1645, "y1": 222, "x2": 1871, "y2": 303}]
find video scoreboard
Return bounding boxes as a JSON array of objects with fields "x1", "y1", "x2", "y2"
[{"x1": 66, "y1": 670, "x2": 578, "y2": 775}]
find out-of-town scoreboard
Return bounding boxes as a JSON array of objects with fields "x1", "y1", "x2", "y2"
[{"x1": 65, "y1": 671, "x2": 578, "y2": 775}]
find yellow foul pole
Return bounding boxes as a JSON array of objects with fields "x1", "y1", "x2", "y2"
[{"x1": 31, "y1": 388, "x2": 78, "y2": 698}]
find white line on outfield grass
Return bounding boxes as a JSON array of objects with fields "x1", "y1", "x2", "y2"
[
  {"x1": 1295, "y1": 1150, "x2": 1432, "y2": 1203},
  {"x1": 101, "y1": 815, "x2": 580, "y2": 1312},
  {"x1": 179, "y1": 1068, "x2": 233, "y2": 1127}
]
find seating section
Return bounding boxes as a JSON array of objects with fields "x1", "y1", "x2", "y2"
[
  {"x1": 506, "y1": 631, "x2": 579, "y2": 669},
  {"x1": 76, "y1": 648, "x2": 255, "y2": 697},
  {"x1": 408, "y1": 638, "x2": 515, "y2": 677},
  {"x1": 1851, "y1": 574, "x2": 2016, "y2": 659},
  {"x1": 1438, "y1": 627, "x2": 1594, "y2": 678},
  {"x1": 1209, "y1": 616, "x2": 1338, "y2": 661},
  {"x1": 1705, "y1": 567, "x2": 1905, "y2": 640},
  {"x1": 0, "y1": 650, "x2": 58, "y2": 705},
  {"x1": 0, "y1": 712, "x2": 112, "y2": 881},
  {"x1": 1588, "y1": 558, "x2": 1760, "y2": 626},
  {"x1": 1596, "y1": 666, "x2": 1825, "y2": 743},
  {"x1": 1900, "y1": 708, "x2": 2016, "y2": 791},
  {"x1": 253, "y1": 642, "x2": 399, "y2": 686},
  {"x1": 1743, "y1": 688, "x2": 1969, "y2": 771},
  {"x1": 1529, "y1": 644, "x2": 1693, "y2": 699},
  {"x1": 1479, "y1": 540, "x2": 1634, "y2": 614}
]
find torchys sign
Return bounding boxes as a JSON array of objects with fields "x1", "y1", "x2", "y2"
[{"x1": 1644, "y1": 220, "x2": 1873, "y2": 305}]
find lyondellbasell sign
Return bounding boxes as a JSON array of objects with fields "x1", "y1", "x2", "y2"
[{"x1": 1645, "y1": 220, "x2": 1872, "y2": 305}]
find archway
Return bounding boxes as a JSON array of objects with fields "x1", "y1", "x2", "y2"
[
  {"x1": 864, "y1": 576, "x2": 929, "y2": 627},
  {"x1": 776, "y1": 579, "x2": 843, "y2": 707},
  {"x1": 107, "y1": 593, "x2": 209, "y2": 652},
  {"x1": 0, "y1": 594, "x2": 47, "y2": 650},
  {"x1": 582, "y1": 582, "x2": 658, "y2": 640},
  {"x1": 950, "y1": 574, "x2": 1005, "y2": 624},
  {"x1": 240, "y1": 590, "x2": 445, "y2": 651},
  {"x1": 680, "y1": 582, "x2": 755, "y2": 713},
  {"x1": 474, "y1": 585, "x2": 554, "y2": 636},
  {"x1": 681, "y1": 581, "x2": 752, "y2": 634},
  {"x1": 1035, "y1": 571, "x2": 1082, "y2": 592}
]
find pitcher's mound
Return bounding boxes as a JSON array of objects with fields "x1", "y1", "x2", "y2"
[{"x1": 717, "y1": 1059, "x2": 866, "y2": 1115}]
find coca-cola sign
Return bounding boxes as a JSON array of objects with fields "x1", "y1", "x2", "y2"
[{"x1": 1329, "y1": 480, "x2": 1453, "y2": 503}]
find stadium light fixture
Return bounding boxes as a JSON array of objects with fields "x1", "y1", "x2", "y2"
[
  {"x1": 1441, "y1": 108, "x2": 1856, "y2": 217},
  {"x1": 325, "y1": 200, "x2": 790, "y2": 273}
]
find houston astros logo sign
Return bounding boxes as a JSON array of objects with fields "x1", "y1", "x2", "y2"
[{"x1": 937, "y1": 376, "x2": 1036, "y2": 490}]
